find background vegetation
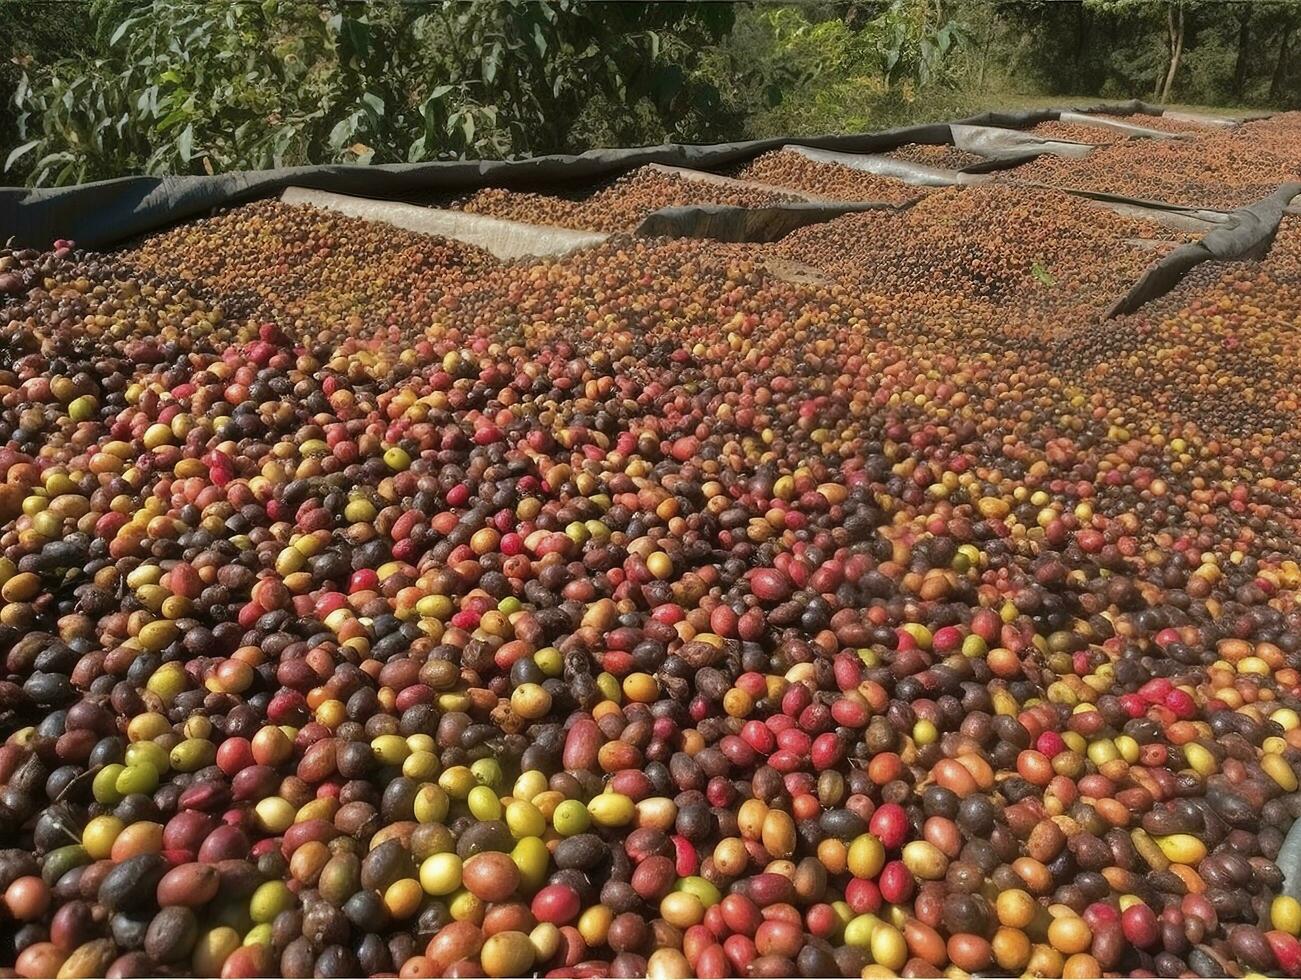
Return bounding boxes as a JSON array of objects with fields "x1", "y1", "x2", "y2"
[{"x1": 2, "y1": 0, "x2": 1298, "y2": 186}]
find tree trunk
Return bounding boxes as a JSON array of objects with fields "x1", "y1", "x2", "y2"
[
  {"x1": 1159, "y1": 2, "x2": 1184, "y2": 103},
  {"x1": 1271, "y1": 20, "x2": 1295, "y2": 102},
  {"x1": 1072, "y1": 1, "x2": 1082, "y2": 79},
  {"x1": 975, "y1": 9, "x2": 995, "y2": 92},
  {"x1": 1232, "y1": 9, "x2": 1250, "y2": 100},
  {"x1": 1153, "y1": 5, "x2": 1169, "y2": 100},
  {"x1": 1072, "y1": 2, "x2": 1092, "y2": 91}
]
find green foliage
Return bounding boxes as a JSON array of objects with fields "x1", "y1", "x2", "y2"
[
  {"x1": 5, "y1": 0, "x2": 976, "y2": 184},
  {"x1": 996, "y1": 0, "x2": 1300, "y2": 107},
  {"x1": 3, "y1": 0, "x2": 1298, "y2": 187},
  {"x1": 0, "y1": 0, "x2": 96, "y2": 169},
  {"x1": 320, "y1": 1, "x2": 738, "y2": 162},
  {"x1": 865, "y1": 1, "x2": 970, "y2": 89},
  {"x1": 1176, "y1": 22, "x2": 1235, "y2": 102},
  {"x1": 699, "y1": 2, "x2": 973, "y2": 139},
  {"x1": 6, "y1": 0, "x2": 736, "y2": 185},
  {"x1": 9, "y1": 1, "x2": 347, "y2": 183}
]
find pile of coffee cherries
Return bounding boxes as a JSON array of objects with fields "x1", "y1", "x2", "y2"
[
  {"x1": 730, "y1": 152, "x2": 926, "y2": 204},
  {"x1": 1026, "y1": 123, "x2": 1124, "y2": 147},
  {"x1": 1031, "y1": 115, "x2": 1213, "y2": 146},
  {"x1": 452, "y1": 168, "x2": 803, "y2": 233},
  {"x1": 880, "y1": 145, "x2": 983, "y2": 172},
  {"x1": 1011, "y1": 112, "x2": 1301, "y2": 209},
  {"x1": 0, "y1": 113, "x2": 1300, "y2": 980},
  {"x1": 768, "y1": 185, "x2": 1194, "y2": 319}
]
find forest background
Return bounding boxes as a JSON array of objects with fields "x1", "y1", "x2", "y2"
[{"x1": 1, "y1": 0, "x2": 1296, "y2": 187}]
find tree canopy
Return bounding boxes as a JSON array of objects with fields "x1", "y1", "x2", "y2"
[{"x1": 2, "y1": 0, "x2": 1298, "y2": 186}]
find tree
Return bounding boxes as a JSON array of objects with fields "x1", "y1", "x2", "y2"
[
  {"x1": 5, "y1": 0, "x2": 735, "y2": 185},
  {"x1": 8, "y1": 1, "x2": 351, "y2": 183},
  {"x1": 979, "y1": 1, "x2": 1102, "y2": 96},
  {"x1": 1157, "y1": 0, "x2": 1187, "y2": 102},
  {"x1": 0, "y1": 0, "x2": 96, "y2": 173},
  {"x1": 700, "y1": 0, "x2": 971, "y2": 139},
  {"x1": 1270, "y1": 11, "x2": 1298, "y2": 102},
  {"x1": 993, "y1": 0, "x2": 1301, "y2": 108},
  {"x1": 1232, "y1": 3, "x2": 1251, "y2": 100},
  {"x1": 1081, "y1": 0, "x2": 1190, "y2": 103},
  {"x1": 321, "y1": 1, "x2": 737, "y2": 162},
  {"x1": 6, "y1": 0, "x2": 1300, "y2": 187}
]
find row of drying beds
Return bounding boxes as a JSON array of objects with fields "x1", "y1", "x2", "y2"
[{"x1": 278, "y1": 108, "x2": 1246, "y2": 262}]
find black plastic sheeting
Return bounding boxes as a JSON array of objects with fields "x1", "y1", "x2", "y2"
[
  {"x1": 1013, "y1": 181, "x2": 1232, "y2": 222},
  {"x1": 1106, "y1": 182, "x2": 1301, "y2": 317},
  {"x1": 960, "y1": 152, "x2": 1041, "y2": 175},
  {"x1": 0, "y1": 99, "x2": 1189, "y2": 250}
]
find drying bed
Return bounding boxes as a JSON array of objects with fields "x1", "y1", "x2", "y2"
[
  {"x1": 1, "y1": 103, "x2": 1301, "y2": 980},
  {"x1": 1007, "y1": 112, "x2": 1301, "y2": 211},
  {"x1": 761, "y1": 185, "x2": 1199, "y2": 321},
  {"x1": 1053, "y1": 212, "x2": 1301, "y2": 445},
  {"x1": 880, "y1": 145, "x2": 986, "y2": 172},
  {"x1": 1072, "y1": 113, "x2": 1222, "y2": 134},
  {"x1": 1025, "y1": 122, "x2": 1129, "y2": 147},
  {"x1": 727, "y1": 151, "x2": 935, "y2": 203},
  {"x1": 1025, "y1": 115, "x2": 1209, "y2": 147},
  {"x1": 451, "y1": 168, "x2": 807, "y2": 234}
]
